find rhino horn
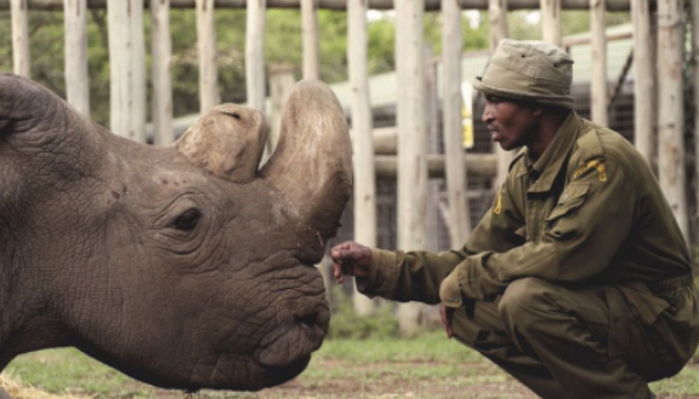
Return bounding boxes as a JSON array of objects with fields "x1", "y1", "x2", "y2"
[
  {"x1": 261, "y1": 79, "x2": 352, "y2": 252},
  {"x1": 175, "y1": 104, "x2": 268, "y2": 184}
]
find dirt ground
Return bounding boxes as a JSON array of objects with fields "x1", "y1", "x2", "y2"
[
  {"x1": 6, "y1": 345, "x2": 699, "y2": 399},
  {"x1": 137, "y1": 359, "x2": 699, "y2": 399},
  {"x1": 139, "y1": 360, "x2": 536, "y2": 398}
]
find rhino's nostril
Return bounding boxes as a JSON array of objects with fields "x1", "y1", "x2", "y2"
[
  {"x1": 292, "y1": 305, "x2": 329, "y2": 336},
  {"x1": 295, "y1": 312, "x2": 318, "y2": 328}
]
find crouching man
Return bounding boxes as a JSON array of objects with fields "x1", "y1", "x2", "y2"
[{"x1": 331, "y1": 39, "x2": 699, "y2": 399}]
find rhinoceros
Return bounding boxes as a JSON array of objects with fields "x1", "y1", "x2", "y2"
[{"x1": 0, "y1": 73, "x2": 351, "y2": 393}]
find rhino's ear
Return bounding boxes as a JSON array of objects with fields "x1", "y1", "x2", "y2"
[
  {"x1": 0, "y1": 74, "x2": 107, "y2": 178},
  {"x1": 0, "y1": 73, "x2": 82, "y2": 142},
  {"x1": 0, "y1": 73, "x2": 40, "y2": 135},
  {"x1": 175, "y1": 104, "x2": 268, "y2": 184}
]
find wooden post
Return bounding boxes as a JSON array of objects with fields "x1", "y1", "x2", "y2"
[
  {"x1": 348, "y1": 0, "x2": 376, "y2": 316},
  {"x1": 488, "y1": 0, "x2": 509, "y2": 49},
  {"x1": 395, "y1": 0, "x2": 427, "y2": 336},
  {"x1": 196, "y1": 0, "x2": 220, "y2": 113},
  {"x1": 590, "y1": 0, "x2": 607, "y2": 126},
  {"x1": 107, "y1": 0, "x2": 128, "y2": 136},
  {"x1": 63, "y1": 0, "x2": 90, "y2": 116},
  {"x1": 268, "y1": 64, "x2": 295, "y2": 153},
  {"x1": 152, "y1": 0, "x2": 174, "y2": 146},
  {"x1": 656, "y1": 0, "x2": 688, "y2": 239},
  {"x1": 488, "y1": 0, "x2": 512, "y2": 188},
  {"x1": 425, "y1": 47, "x2": 443, "y2": 252},
  {"x1": 540, "y1": 0, "x2": 562, "y2": 46},
  {"x1": 442, "y1": 0, "x2": 470, "y2": 247},
  {"x1": 301, "y1": 0, "x2": 320, "y2": 80},
  {"x1": 246, "y1": 0, "x2": 267, "y2": 113},
  {"x1": 131, "y1": 0, "x2": 146, "y2": 143},
  {"x1": 107, "y1": 0, "x2": 146, "y2": 142},
  {"x1": 10, "y1": 0, "x2": 30, "y2": 77},
  {"x1": 694, "y1": 0, "x2": 699, "y2": 234},
  {"x1": 631, "y1": 0, "x2": 656, "y2": 167}
]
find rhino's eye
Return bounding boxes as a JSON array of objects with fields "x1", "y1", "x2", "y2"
[{"x1": 172, "y1": 208, "x2": 202, "y2": 231}]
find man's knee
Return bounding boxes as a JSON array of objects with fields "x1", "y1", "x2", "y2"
[{"x1": 498, "y1": 277, "x2": 556, "y2": 332}]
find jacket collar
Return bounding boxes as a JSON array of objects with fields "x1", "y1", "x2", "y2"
[{"x1": 524, "y1": 111, "x2": 583, "y2": 194}]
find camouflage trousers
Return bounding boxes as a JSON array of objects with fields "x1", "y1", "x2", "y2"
[{"x1": 451, "y1": 277, "x2": 698, "y2": 399}]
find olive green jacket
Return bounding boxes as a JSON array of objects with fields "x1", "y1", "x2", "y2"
[{"x1": 358, "y1": 112, "x2": 693, "y2": 313}]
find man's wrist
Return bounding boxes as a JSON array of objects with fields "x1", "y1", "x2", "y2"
[
  {"x1": 355, "y1": 248, "x2": 400, "y2": 296},
  {"x1": 439, "y1": 266, "x2": 463, "y2": 308}
]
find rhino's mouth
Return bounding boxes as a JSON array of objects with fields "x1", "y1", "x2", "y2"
[
  {"x1": 256, "y1": 298, "x2": 329, "y2": 370},
  {"x1": 229, "y1": 254, "x2": 330, "y2": 388}
]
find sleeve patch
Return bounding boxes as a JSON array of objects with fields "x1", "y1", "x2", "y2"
[
  {"x1": 573, "y1": 159, "x2": 607, "y2": 182},
  {"x1": 493, "y1": 190, "x2": 503, "y2": 215}
]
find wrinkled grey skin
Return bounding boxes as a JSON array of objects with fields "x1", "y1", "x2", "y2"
[{"x1": 0, "y1": 74, "x2": 352, "y2": 392}]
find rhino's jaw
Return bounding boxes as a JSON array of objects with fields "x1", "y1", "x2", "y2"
[{"x1": 117, "y1": 287, "x2": 329, "y2": 392}]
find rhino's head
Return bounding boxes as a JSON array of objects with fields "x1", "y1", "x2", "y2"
[{"x1": 0, "y1": 73, "x2": 351, "y2": 391}]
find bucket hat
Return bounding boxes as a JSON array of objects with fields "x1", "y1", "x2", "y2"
[{"x1": 473, "y1": 39, "x2": 575, "y2": 109}]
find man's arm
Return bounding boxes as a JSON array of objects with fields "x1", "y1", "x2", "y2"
[
  {"x1": 330, "y1": 169, "x2": 527, "y2": 304},
  {"x1": 331, "y1": 242, "x2": 466, "y2": 304}
]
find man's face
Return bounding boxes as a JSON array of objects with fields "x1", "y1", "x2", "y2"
[{"x1": 481, "y1": 95, "x2": 540, "y2": 151}]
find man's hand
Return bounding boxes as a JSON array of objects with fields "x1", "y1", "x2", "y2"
[
  {"x1": 330, "y1": 241, "x2": 372, "y2": 284},
  {"x1": 439, "y1": 266, "x2": 465, "y2": 339},
  {"x1": 439, "y1": 304, "x2": 455, "y2": 338}
]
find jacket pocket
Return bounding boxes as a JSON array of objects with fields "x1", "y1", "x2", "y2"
[
  {"x1": 545, "y1": 183, "x2": 590, "y2": 239},
  {"x1": 606, "y1": 284, "x2": 684, "y2": 380}
]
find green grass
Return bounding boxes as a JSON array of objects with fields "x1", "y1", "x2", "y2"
[
  {"x1": 2, "y1": 348, "x2": 150, "y2": 397},
  {"x1": 303, "y1": 332, "x2": 483, "y2": 383},
  {"x1": 650, "y1": 360, "x2": 699, "y2": 395},
  {"x1": 0, "y1": 333, "x2": 504, "y2": 398},
  {"x1": 315, "y1": 330, "x2": 479, "y2": 363},
  {"x1": 3, "y1": 334, "x2": 699, "y2": 398}
]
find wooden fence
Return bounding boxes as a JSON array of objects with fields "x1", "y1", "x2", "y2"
[{"x1": 3, "y1": 0, "x2": 697, "y2": 328}]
